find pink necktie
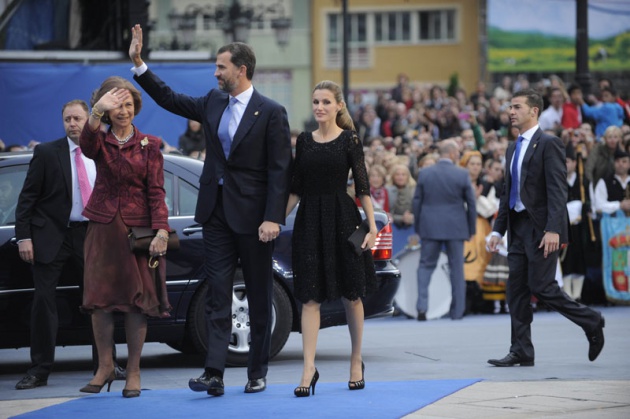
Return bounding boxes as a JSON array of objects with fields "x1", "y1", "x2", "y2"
[{"x1": 74, "y1": 147, "x2": 92, "y2": 208}]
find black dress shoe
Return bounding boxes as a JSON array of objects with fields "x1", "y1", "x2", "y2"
[
  {"x1": 417, "y1": 312, "x2": 427, "y2": 321},
  {"x1": 15, "y1": 375, "x2": 48, "y2": 390},
  {"x1": 189, "y1": 372, "x2": 224, "y2": 396},
  {"x1": 587, "y1": 316, "x2": 605, "y2": 362},
  {"x1": 487, "y1": 352, "x2": 534, "y2": 367},
  {"x1": 244, "y1": 377, "x2": 267, "y2": 393}
]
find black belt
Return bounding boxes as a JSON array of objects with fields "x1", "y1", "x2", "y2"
[{"x1": 68, "y1": 221, "x2": 89, "y2": 228}]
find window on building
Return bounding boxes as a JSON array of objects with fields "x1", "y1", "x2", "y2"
[
  {"x1": 326, "y1": 8, "x2": 457, "y2": 68},
  {"x1": 326, "y1": 12, "x2": 369, "y2": 68},
  {"x1": 375, "y1": 12, "x2": 411, "y2": 43},
  {"x1": 419, "y1": 9, "x2": 456, "y2": 41},
  {"x1": 253, "y1": 70, "x2": 293, "y2": 115}
]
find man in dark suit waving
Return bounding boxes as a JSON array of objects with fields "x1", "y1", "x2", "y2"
[
  {"x1": 129, "y1": 25, "x2": 291, "y2": 395},
  {"x1": 487, "y1": 89, "x2": 605, "y2": 367}
]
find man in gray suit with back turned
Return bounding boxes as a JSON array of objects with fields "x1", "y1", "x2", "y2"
[{"x1": 413, "y1": 139, "x2": 476, "y2": 320}]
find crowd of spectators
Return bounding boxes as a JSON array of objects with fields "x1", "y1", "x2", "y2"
[{"x1": 348, "y1": 73, "x2": 629, "y2": 314}]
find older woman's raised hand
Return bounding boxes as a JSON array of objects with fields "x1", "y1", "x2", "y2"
[{"x1": 95, "y1": 88, "x2": 131, "y2": 113}]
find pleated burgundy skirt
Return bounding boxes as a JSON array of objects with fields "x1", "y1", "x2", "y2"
[{"x1": 82, "y1": 212, "x2": 171, "y2": 318}]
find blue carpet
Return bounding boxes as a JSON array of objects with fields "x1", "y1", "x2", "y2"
[{"x1": 12, "y1": 379, "x2": 480, "y2": 419}]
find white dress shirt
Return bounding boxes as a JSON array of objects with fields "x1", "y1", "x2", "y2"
[
  {"x1": 594, "y1": 175, "x2": 630, "y2": 214},
  {"x1": 510, "y1": 124, "x2": 539, "y2": 212}
]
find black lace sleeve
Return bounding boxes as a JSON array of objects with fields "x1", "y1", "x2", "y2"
[
  {"x1": 289, "y1": 132, "x2": 307, "y2": 196},
  {"x1": 347, "y1": 130, "x2": 370, "y2": 197}
]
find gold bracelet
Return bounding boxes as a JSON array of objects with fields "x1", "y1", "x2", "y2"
[
  {"x1": 156, "y1": 233, "x2": 169, "y2": 242},
  {"x1": 91, "y1": 106, "x2": 104, "y2": 119}
]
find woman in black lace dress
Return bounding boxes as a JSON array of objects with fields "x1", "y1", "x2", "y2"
[{"x1": 286, "y1": 80, "x2": 377, "y2": 397}]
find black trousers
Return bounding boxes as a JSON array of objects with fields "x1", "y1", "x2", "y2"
[
  {"x1": 506, "y1": 210, "x2": 601, "y2": 360},
  {"x1": 29, "y1": 225, "x2": 86, "y2": 378},
  {"x1": 202, "y1": 192, "x2": 274, "y2": 379}
]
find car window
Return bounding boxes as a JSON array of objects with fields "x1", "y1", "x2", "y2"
[
  {"x1": 179, "y1": 178, "x2": 197, "y2": 216},
  {"x1": 164, "y1": 171, "x2": 174, "y2": 216},
  {"x1": 0, "y1": 166, "x2": 27, "y2": 226}
]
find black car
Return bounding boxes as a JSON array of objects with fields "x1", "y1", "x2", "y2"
[{"x1": 0, "y1": 151, "x2": 400, "y2": 366}]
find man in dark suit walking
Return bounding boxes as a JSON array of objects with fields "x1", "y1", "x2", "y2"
[
  {"x1": 487, "y1": 89, "x2": 605, "y2": 367},
  {"x1": 129, "y1": 25, "x2": 292, "y2": 396},
  {"x1": 14, "y1": 100, "x2": 115, "y2": 389},
  {"x1": 413, "y1": 139, "x2": 477, "y2": 321}
]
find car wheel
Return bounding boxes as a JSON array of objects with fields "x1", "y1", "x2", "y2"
[{"x1": 183, "y1": 269, "x2": 294, "y2": 367}]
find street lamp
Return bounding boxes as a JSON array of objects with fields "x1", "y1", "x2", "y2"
[{"x1": 167, "y1": 0, "x2": 291, "y2": 50}]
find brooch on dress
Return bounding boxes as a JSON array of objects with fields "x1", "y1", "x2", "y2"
[{"x1": 141, "y1": 137, "x2": 149, "y2": 149}]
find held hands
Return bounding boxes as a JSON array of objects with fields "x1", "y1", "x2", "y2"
[
  {"x1": 401, "y1": 211, "x2": 414, "y2": 225},
  {"x1": 259, "y1": 221, "x2": 280, "y2": 243},
  {"x1": 539, "y1": 232, "x2": 560, "y2": 258},
  {"x1": 129, "y1": 24, "x2": 144, "y2": 67},
  {"x1": 18, "y1": 240, "x2": 35, "y2": 265}
]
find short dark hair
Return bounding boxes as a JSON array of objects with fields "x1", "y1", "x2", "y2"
[
  {"x1": 567, "y1": 84, "x2": 582, "y2": 95},
  {"x1": 513, "y1": 89, "x2": 543, "y2": 118},
  {"x1": 217, "y1": 42, "x2": 257, "y2": 80},
  {"x1": 62, "y1": 99, "x2": 89, "y2": 116},
  {"x1": 601, "y1": 86, "x2": 617, "y2": 97},
  {"x1": 599, "y1": 77, "x2": 613, "y2": 88}
]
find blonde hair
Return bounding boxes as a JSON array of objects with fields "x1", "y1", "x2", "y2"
[
  {"x1": 313, "y1": 80, "x2": 355, "y2": 131},
  {"x1": 388, "y1": 163, "x2": 416, "y2": 187},
  {"x1": 368, "y1": 164, "x2": 387, "y2": 184},
  {"x1": 603, "y1": 125, "x2": 622, "y2": 140}
]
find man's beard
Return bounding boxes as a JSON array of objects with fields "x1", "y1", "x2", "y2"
[{"x1": 219, "y1": 79, "x2": 235, "y2": 93}]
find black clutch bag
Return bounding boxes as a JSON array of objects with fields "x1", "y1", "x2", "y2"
[
  {"x1": 128, "y1": 227, "x2": 180, "y2": 253},
  {"x1": 347, "y1": 220, "x2": 370, "y2": 256}
]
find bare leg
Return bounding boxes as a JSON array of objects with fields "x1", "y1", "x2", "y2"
[
  {"x1": 342, "y1": 297, "x2": 364, "y2": 382},
  {"x1": 90, "y1": 309, "x2": 115, "y2": 385},
  {"x1": 124, "y1": 312, "x2": 147, "y2": 390},
  {"x1": 298, "y1": 301, "x2": 320, "y2": 387}
]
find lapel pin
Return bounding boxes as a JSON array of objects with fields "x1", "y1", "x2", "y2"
[
  {"x1": 141, "y1": 137, "x2": 149, "y2": 148},
  {"x1": 254, "y1": 111, "x2": 259, "y2": 116},
  {"x1": 533, "y1": 143, "x2": 537, "y2": 148}
]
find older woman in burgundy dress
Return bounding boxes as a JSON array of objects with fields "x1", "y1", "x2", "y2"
[{"x1": 79, "y1": 76, "x2": 170, "y2": 398}]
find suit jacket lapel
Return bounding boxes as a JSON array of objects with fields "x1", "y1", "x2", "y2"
[
  {"x1": 230, "y1": 89, "x2": 263, "y2": 154},
  {"x1": 520, "y1": 129, "x2": 542, "y2": 185},
  {"x1": 506, "y1": 141, "x2": 516, "y2": 188},
  {"x1": 56, "y1": 138, "x2": 72, "y2": 198}
]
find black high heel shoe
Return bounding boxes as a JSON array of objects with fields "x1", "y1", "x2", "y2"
[
  {"x1": 348, "y1": 362, "x2": 365, "y2": 390},
  {"x1": 122, "y1": 389, "x2": 141, "y2": 398},
  {"x1": 294, "y1": 368, "x2": 319, "y2": 397},
  {"x1": 80, "y1": 371, "x2": 115, "y2": 393}
]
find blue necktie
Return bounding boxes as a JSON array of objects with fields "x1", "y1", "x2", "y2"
[
  {"x1": 509, "y1": 136, "x2": 524, "y2": 209},
  {"x1": 218, "y1": 97, "x2": 238, "y2": 159}
]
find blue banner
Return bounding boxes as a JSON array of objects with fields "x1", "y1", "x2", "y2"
[
  {"x1": 0, "y1": 62, "x2": 217, "y2": 147},
  {"x1": 600, "y1": 211, "x2": 630, "y2": 304}
]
